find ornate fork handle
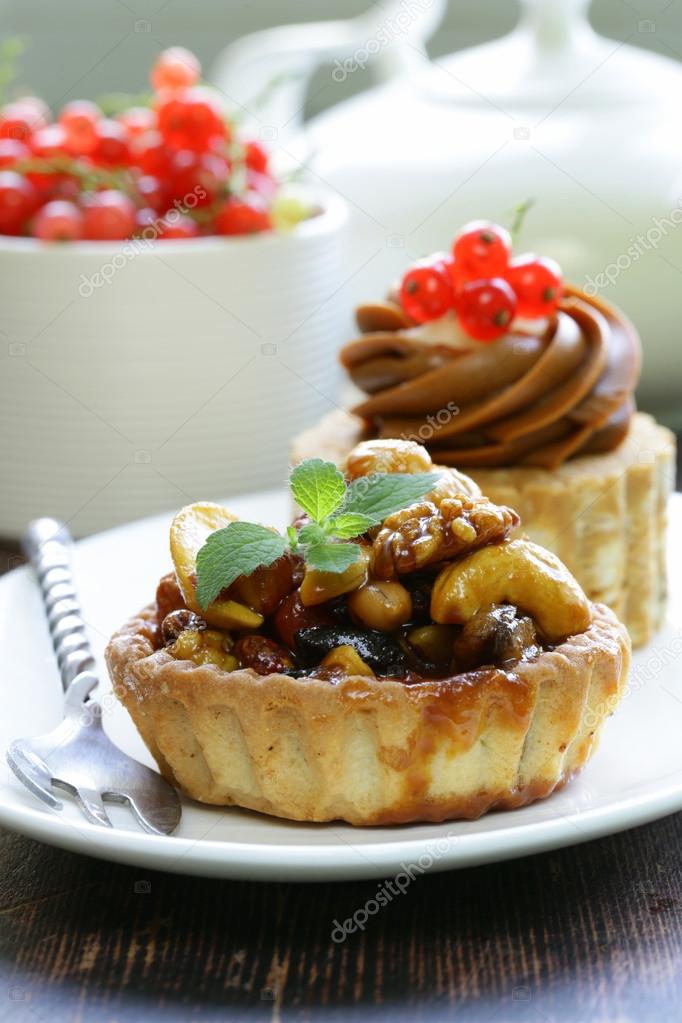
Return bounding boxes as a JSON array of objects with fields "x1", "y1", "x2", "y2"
[{"x1": 22, "y1": 518, "x2": 96, "y2": 691}]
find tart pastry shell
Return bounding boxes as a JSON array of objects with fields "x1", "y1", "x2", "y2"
[
  {"x1": 106, "y1": 605, "x2": 629, "y2": 825},
  {"x1": 293, "y1": 411, "x2": 675, "y2": 648}
]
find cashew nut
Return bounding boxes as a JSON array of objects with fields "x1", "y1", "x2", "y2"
[
  {"x1": 431, "y1": 539, "x2": 591, "y2": 643},
  {"x1": 428, "y1": 467, "x2": 481, "y2": 502},
  {"x1": 170, "y1": 502, "x2": 264, "y2": 630},
  {"x1": 320, "y1": 645, "x2": 374, "y2": 677},
  {"x1": 345, "y1": 439, "x2": 480, "y2": 504}
]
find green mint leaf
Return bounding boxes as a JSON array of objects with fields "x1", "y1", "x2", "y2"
[
  {"x1": 342, "y1": 471, "x2": 442, "y2": 524},
  {"x1": 328, "y1": 512, "x2": 376, "y2": 539},
  {"x1": 298, "y1": 522, "x2": 326, "y2": 546},
  {"x1": 195, "y1": 522, "x2": 288, "y2": 609},
  {"x1": 290, "y1": 459, "x2": 346, "y2": 523},
  {"x1": 304, "y1": 542, "x2": 361, "y2": 574}
]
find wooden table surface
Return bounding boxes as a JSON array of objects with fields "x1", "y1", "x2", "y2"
[{"x1": 1, "y1": 457, "x2": 681, "y2": 1022}]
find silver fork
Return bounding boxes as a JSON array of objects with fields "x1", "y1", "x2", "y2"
[{"x1": 6, "y1": 518, "x2": 181, "y2": 835}]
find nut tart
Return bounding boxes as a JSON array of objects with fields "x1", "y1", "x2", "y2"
[
  {"x1": 106, "y1": 440, "x2": 630, "y2": 826},
  {"x1": 294, "y1": 219, "x2": 675, "y2": 646}
]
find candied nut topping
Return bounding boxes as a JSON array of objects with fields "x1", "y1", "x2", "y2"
[
  {"x1": 234, "y1": 635, "x2": 294, "y2": 675},
  {"x1": 346, "y1": 438, "x2": 432, "y2": 478},
  {"x1": 431, "y1": 538, "x2": 591, "y2": 644},
  {"x1": 170, "y1": 628, "x2": 238, "y2": 671},
  {"x1": 319, "y1": 644, "x2": 374, "y2": 678},
  {"x1": 161, "y1": 608, "x2": 206, "y2": 645},
  {"x1": 155, "y1": 572, "x2": 186, "y2": 622},
  {"x1": 453, "y1": 604, "x2": 539, "y2": 671},
  {"x1": 156, "y1": 438, "x2": 594, "y2": 684},
  {"x1": 372, "y1": 495, "x2": 520, "y2": 579}
]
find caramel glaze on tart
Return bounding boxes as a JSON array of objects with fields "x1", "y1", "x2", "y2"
[{"x1": 106, "y1": 441, "x2": 631, "y2": 826}]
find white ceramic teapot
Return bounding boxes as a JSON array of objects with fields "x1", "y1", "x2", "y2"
[{"x1": 214, "y1": 0, "x2": 682, "y2": 419}]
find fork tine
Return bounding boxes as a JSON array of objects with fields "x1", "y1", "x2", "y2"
[
  {"x1": 6, "y1": 742, "x2": 62, "y2": 810},
  {"x1": 14, "y1": 518, "x2": 182, "y2": 835},
  {"x1": 122, "y1": 788, "x2": 182, "y2": 836},
  {"x1": 72, "y1": 787, "x2": 113, "y2": 828}
]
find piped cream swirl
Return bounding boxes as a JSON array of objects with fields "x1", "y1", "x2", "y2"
[{"x1": 341, "y1": 287, "x2": 641, "y2": 470}]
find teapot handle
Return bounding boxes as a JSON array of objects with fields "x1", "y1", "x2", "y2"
[{"x1": 210, "y1": 0, "x2": 447, "y2": 143}]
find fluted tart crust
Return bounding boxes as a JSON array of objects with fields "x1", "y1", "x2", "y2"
[{"x1": 106, "y1": 603, "x2": 629, "y2": 826}]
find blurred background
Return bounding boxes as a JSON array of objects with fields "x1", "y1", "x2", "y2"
[
  {"x1": 1, "y1": 0, "x2": 681, "y2": 536},
  {"x1": 2, "y1": 0, "x2": 681, "y2": 119}
]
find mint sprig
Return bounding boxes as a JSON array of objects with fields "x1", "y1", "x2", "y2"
[
  {"x1": 194, "y1": 459, "x2": 442, "y2": 608},
  {"x1": 195, "y1": 522, "x2": 287, "y2": 608}
]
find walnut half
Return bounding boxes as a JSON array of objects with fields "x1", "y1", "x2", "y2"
[{"x1": 372, "y1": 496, "x2": 520, "y2": 579}]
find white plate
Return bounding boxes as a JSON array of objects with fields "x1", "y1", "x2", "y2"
[{"x1": 1, "y1": 492, "x2": 681, "y2": 882}]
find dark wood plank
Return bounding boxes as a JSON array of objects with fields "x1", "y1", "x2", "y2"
[{"x1": 0, "y1": 817, "x2": 680, "y2": 1021}]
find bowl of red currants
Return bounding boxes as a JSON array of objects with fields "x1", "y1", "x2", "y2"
[{"x1": 0, "y1": 48, "x2": 348, "y2": 537}]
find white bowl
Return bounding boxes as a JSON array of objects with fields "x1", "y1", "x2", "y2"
[{"x1": 0, "y1": 195, "x2": 348, "y2": 537}]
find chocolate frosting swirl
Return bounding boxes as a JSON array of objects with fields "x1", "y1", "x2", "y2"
[{"x1": 341, "y1": 287, "x2": 641, "y2": 470}]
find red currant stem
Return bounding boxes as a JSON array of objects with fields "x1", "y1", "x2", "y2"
[
  {"x1": 0, "y1": 36, "x2": 24, "y2": 108},
  {"x1": 509, "y1": 197, "x2": 535, "y2": 247},
  {"x1": 183, "y1": 200, "x2": 222, "y2": 225},
  {"x1": 95, "y1": 91, "x2": 153, "y2": 117},
  {"x1": 12, "y1": 156, "x2": 132, "y2": 195}
]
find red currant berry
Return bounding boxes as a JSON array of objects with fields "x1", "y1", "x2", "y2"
[
  {"x1": 150, "y1": 47, "x2": 200, "y2": 94},
  {"x1": 0, "y1": 139, "x2": 30, "y2": 168},
  {"x1": 33, "y1": 200, "x2": 84, "y2": 241},
  {"x1": 0, "y1": 100, "x2": 46, "y2": 142},
  {"x1": 15, "y1": 96, "x2": 50, "y2": 128},
  {"x1": 131, "y1": 130, "x2": 172, "y2": 178},
  {"x1": 59, "y1": 100, "x2": 101, "y2": 155},
  {"x1": 213, "y1": 194, "x2": 272, "y2": 235},
  {"x1": 165, "y1": 149, "x2": 227, "y2": 206},
  {"x1": 399, "y1": 256, "x2": 454, "y2": 323},
  {"x1": 27, "y1": 125, "x2": 81, "y2": 199},
  {"x1": 81, "y1": 189, "x2": 136, "y2": 240},
  {"x1": 244, "y1": 140, "x2": 268, "y2": 174},
  {"x1": 116, "y1": 106, "x2": 155, "y2": 137},
  {"x1": 136, "y1": 174, "x2": 165, "y2": 210},
  {"x1": 506, "y1": 255, "x2": 563, "y2": 318},
  {"x1": 157, "y1": 88, "x2": 226, "y2": 151},
  {"x1": 30, "y1": 124, "x2": 68, "y2": 158},
  {"x1": 157, "y1": 212, "x2": 199, "y2": 239},
  {"x1": 133, "y1": 207, "x2": 159, "y2": 234},
  {"x1": 91, "y1": 119, "x2": 129, "y2": 166},
  {"x1": 455, "y1": 277, "x2": 517, "y2": 342},
  {"x1": 451, "y1": 220, "x2": 511, "y2": 284},
  {"x1": 0, "y1": 171, "x2": 37, "y2": 234}
]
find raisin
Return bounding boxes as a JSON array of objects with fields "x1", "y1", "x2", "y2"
[
  {"x1": 295, "y1": 626, "x2": 406, "y2": 675},
  {"x1": 234, "y1": 635, "x2": 295, "y2": 675}
]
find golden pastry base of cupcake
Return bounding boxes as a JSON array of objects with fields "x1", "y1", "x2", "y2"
[
  {"x1": 293, "y1": 411, "x2": 675, "y2": 648},
  {"x1": 106, "y1": 605, "x2": 629, "y2": 825}
]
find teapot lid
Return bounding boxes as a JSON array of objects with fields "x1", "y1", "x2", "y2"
[{"x1": 417, "y1": 0, "x2": 682, "y2": 109}]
